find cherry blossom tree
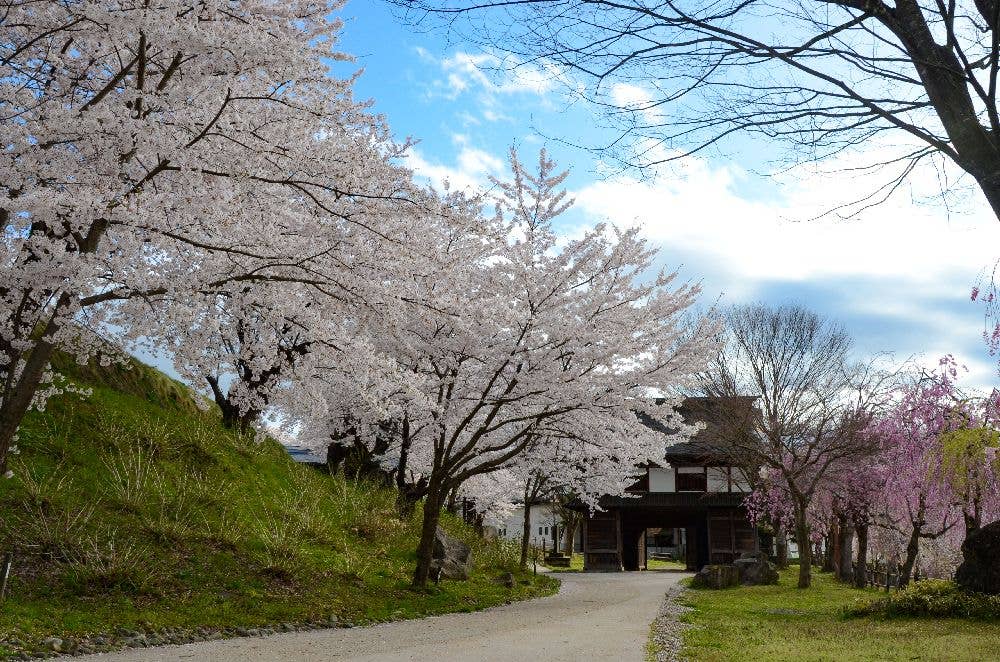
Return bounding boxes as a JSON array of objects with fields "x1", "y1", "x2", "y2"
[
  {"x1": 0, "y1": 0, "x2": 416, "y2": 472},
  {"x1": 829, "y1": 459, "x2": 886, "y2": 587},
  {"x1": 307, "y1": 148, "x2": 719, "y2": 587},
  {"x1": 744, "y1": 469, "x2": 794, "y2": 569},
  {"x1": 865, "y1": 359, "x2": 969, "y2": 584}
]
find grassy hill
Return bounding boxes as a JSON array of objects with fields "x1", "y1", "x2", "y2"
[{"x1": 0, "y1": 355, "x2": 556, "y2": 659}]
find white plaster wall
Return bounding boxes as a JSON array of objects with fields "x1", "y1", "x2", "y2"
[
  {"x1": 648, "y1": 467, "x2": 675, "y2": 492},
  {"x1": 497, "y1": 503, "x2": 561, "y2": 547}
]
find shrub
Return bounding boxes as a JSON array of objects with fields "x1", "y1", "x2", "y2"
[
  {"x1": 141, "y1": 474, "x2": 196, "y2": 543},
  {"x1": 847, "y1": 579, "x2": 1000, "y2": 620},
  {"x1": 101, "y1": 442, "x2": 159, "y2": 511},
  {"x1": 248, "y1": 511, "x2": 303, "y2": 580},
  {"x1": 62, "y1": 532, "x2": 158, "y2": 595}
]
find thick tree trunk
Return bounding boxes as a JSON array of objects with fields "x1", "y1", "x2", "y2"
[
  {"x1": 412, "y1": 485, "x2": 445, "y2": 588},
  {"x1": 853, "y1": 522, "x2": 869, "y2": 589},
  {"x1": 774, "y1": 522, "x2": 789, "y2": 569},
  {"x1": 881, "y1": 3, "x2": 1000, "y2": 221},
  {"x1": 794, "y1": 506, "x2": 812, "y2": 588},
  {"x1": 900, "y1": 524, "x2": 922, "y2": 587},
  {"x1": 520, "y1": 501, "x2": 533, "y2": 570},
  {"x1": 837, "y1": 514, "x2": 855, "y2": 584},
  {"x1": 823, "y1": 520, "x2": 837, "y2": 573},
  {"x1": 964, "y1": 508, "x2": 981, "y2": 539},
  {"x1": 205, "y1": 376, "x2": 258, "y2": 433},
  {"x1": 0, "y1": 336, "x2": 58, "y2": 475}
]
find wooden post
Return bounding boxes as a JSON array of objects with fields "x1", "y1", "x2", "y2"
[
  {"x1": 615, "y1": 510, "x2": 624, "y2": 571},
  {"x1": 0, "y1": 552, "x2": 11, "y2": 603}
]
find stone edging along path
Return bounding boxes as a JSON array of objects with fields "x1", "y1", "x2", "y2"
[
  {"x1": 2, "y1": 616, "x2": 348, "y2": 660},
  {"x1": 648, "y1": 580, "x2": 691, "y2": 662}
]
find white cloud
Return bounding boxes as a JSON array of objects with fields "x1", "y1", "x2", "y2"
[
  {"x1": 404, "y1": 132, "x2": 1000, "y2": 388},
  {"x1": 571, "y1": 146, "x2": 1000, "y2": 388},
  {"x1": 423, "y1": 50, "x2": 568, "y2": 121},
  {"x1": 404, "y1": 142, "x2": 505, "y2": 192},
  {"x1": 574, "y1": 150, "x2": 1000, "y2": 285},
  {"x1": 610, "y1": 83, "x2": 656, "y2": 118}
]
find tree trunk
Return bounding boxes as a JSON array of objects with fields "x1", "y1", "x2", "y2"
[
  {"x1": 0, "y1": 335, "x2": 58, "y2": 475},
  {"x1": 853, "y1": 522, "x2": 869, "y2": 589},
  {"x1": 964, "y1": 507, "x2": 981, "y2": 540},
  {"x1": 823, "y1": 520, "x2": 837, "y2": 573},
  {"x1": 794, "y1": 506, "x2": 812, "y2": 588},
  {"x1": 445, "y1": 486, "x2": 459, "y2": 515},
  {"x1": 520, "y1": 500, "x2": 533, "y2": 570},
  {"x1": 774, "y1": 522, "x2": 789, "y2": 569},
  {"x1": 205, "y1": 375, "x2": 258, "y2": 433},
  {"x1": 899, "y1": 524, "x2": 922, "y2": 587},
  {"x1": 412, "y1": 485, "x2": 445, "y2": 588},
  {"x1": 562, "y1": 515, "x2": 578, "y2": 556},
  {"x1": 837, "y1": 513, "x2": 855, "y2": 583}
]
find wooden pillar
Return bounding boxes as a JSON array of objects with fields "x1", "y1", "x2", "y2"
[
  {"x1": 615, "y1": 509, "x2": 624, "y2": 571},
  {"x1": 732, "y1": 510, "x2": 738, "y2": 559}
]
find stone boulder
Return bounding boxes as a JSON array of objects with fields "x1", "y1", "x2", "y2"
[
  {"x1": 493, "y1": 572, "x2": 515, "y2": 589},
  {"x1": 545, "y1": 552, "x2": 571, "y2": 568},
  {"x1": 691, "y1": 564, "x2": 740, "y2": 589},
  {"x1": 430, "y1": 526, "x2": 473, "y2": 581},
  {"x1": 734, "y1": 552, "x2": 779, "y2": 586},
  {"x1": 955, "y1": 521, "x2": 1000, "y2": 594}
]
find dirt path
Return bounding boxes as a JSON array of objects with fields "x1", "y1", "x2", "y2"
[{"x1": 77, "y1": 571, "x2": 689, "y2": 662}]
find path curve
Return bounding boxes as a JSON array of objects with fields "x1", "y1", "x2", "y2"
[{"x1": 78, "y1": 571, "x2": 689, "y2": 662}]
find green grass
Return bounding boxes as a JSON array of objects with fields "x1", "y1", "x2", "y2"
[
  {"x1": 647, "y1": 558, "x2": 687, "y2": 571},
  {"x1": 539, "y1": 553, "x2": 582, "y2": 572},
  {"x1": 680, "y1": 566, "x2": 1000, "y2": 661},
  {"x1": 0, "y1": 356, "x2": 557, "y2": 657},
  {"x1": 541, "y1": 554, "x2": 685, "y2": 573}
]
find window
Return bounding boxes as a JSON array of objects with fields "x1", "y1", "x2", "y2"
[
  {"x1": 707, "y1": 467, "x2": 729, "y2": 492},
  {"x1": 544, "y1": 526, "x2": 549, "y2": 535},
  {"x1": 676, "y1": 470, "x2": 707, "y2": 492},
  {"x1": 731, "y1": 468, "x2": 752, "y2": 493},
  {"x1": 539, "y1": 526, "x2": 543, "y2": 535}
]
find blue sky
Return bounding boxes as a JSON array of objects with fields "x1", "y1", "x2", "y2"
[{"x1": 326, "y1": 2, "x2": 1000, "y2": 390}]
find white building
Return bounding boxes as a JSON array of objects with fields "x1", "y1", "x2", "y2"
[{"x1": 487, "y1": 502, "x2": 582, "y2": 553}]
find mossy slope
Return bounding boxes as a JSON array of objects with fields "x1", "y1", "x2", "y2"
[{"x1": 0, "y1": 356, "x2": 555, "y2": 657}]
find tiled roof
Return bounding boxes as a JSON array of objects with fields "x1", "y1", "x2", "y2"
[
  {"x1": 645, "y1": 396, "x2": 757, "y2": 464},
  {"x1": 600, "y1": 491, "x2": 749, "y2": 508}
]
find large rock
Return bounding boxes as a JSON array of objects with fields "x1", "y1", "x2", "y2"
[
  {"x1": 430, "y1": 526, "x2": 473, "y2": 581},
  {"x1": 955, "y1": 521, "x2": 1000, "y2": 594},
  {"x1": 734, "y1": 552, "x2": 779, "y2": 586},
  {"x1": 691, "y1": 564, "x2": 740, "y2": 589}
]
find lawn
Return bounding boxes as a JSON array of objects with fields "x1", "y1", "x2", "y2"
[
  {"x1": 680, "y1": 566, "x2": 1000, "y2": 661},
  {"x1": 647, "y1": 558, "x2": 687, "y2": 571},
  {"x1": 541, "y1": 554, "x2": 686, "y2": 572}
]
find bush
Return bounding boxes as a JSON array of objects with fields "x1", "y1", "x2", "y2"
[{"x1": 847, "y1": 579, "x2": 1000, "y2": 620}]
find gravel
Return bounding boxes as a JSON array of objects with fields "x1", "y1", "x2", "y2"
[{"x1": 648, "y1": 579, "x2": 692, "y2": 662}]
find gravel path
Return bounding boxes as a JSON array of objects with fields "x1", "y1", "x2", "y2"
[
  {"x1": 77, "y1": 571, "x2": 688, "y2": 662},
  {"x1": 648, "y1": 578, "x2": 692, "y2": 662}
]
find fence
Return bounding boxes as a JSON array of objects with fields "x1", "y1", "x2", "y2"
[{"x1": 864, "y1": 561, "x2": 939, "y2": 592}]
